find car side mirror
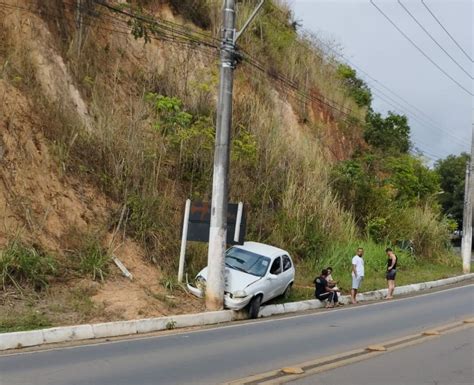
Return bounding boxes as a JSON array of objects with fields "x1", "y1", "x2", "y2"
[{"x1": 267, "y1": 274, "x2": 277, "y2": 280}]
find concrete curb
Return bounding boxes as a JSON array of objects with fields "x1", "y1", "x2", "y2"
[
  {"x1": 1, "y1": 273, "x2": 473, "y2": 351},
  {"x1": 258, "y1": 273, "x2": 474, "y2": 317}
]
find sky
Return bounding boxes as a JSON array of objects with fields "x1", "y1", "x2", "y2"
[{"x1": 289, "y1": 0, "x2": 473, "y2": 162}]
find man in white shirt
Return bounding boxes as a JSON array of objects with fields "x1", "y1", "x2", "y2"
[{"x1": 351, "y1": 248, "x2": 365, "y2": 304}]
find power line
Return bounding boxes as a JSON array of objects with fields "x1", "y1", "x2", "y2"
[
  {"x1": 370, "y1": 87, "x2": 467, "y2": 151},
  {"x1": 398, "y1": 0, "x2": 472, "y2": 80},
  {"x1": 3, "y1": 0, "x2": 351, "y2": 120},
  {"x1": 265, "y1": 2, "x2": 468, "y2": 145},
  {"x1": 0, "y1": 1, "x2": 220, "y2": 57},
  {"x1": 421, "y1": 0, "x2": 473, "y2": 63},
  {"x1": 93, "y1": 0, "x2": 468, "y2": 158},
  {"x1": 96, "y1": 1, "x2": 352, "y2": 118},
  {"x1": 370, "y1": 90, "x2": 456, "y2": 160},
  {"x1": 311, "y1": 38, "x2": 468, "y2": 146},
  {"x1": 239, "y1": 51, "x2": 352, "y2": 119},
  {"x1": 92, "y1": 0, "x2": 354, "y2": 118},
  {"x1": 93, "y1": 1, "x2": 220, "y2": 44},
  {"x1": 370, "y1": 0, "x2": 473, "y2": 96}
]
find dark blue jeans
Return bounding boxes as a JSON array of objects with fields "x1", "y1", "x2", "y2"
[{"x1": 316, "y1": 291, "x2": 338, "y2": 303}]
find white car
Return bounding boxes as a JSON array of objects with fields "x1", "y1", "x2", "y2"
[{"x1": 187, "y1": 242, "x2": 295, "y2": 318}]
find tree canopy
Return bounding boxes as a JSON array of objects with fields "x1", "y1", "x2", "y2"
[
  {"x1": 364, "y1": 111, "x2": 411, "y2": 154},
  {"x1": 435, "y1": 153, "x2": 470, "y2": 227},
  {"x1": 337, "y1": 64, "x2": 372, "y2": 108}
]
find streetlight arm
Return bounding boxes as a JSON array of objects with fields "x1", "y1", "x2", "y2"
[{"x1": 234, "y1": 0, "x2": 265, "y2": 43}]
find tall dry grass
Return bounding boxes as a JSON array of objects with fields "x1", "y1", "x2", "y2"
[{"x1": 0, "y1": 0, "x2": 455, "y2": 280}]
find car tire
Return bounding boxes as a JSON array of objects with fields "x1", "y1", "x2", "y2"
[
  {"x1": 248, "y1": 295, "x2": 262, "y2": 319},
  {"x1": 283, "y1": 283, "x2": 293, "y2": 299}
]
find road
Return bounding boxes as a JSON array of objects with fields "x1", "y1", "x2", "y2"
[
  {"x1": 292, "y1": 327, "x2": 474, "y2": 385},
  {"x1": 0, "y1": 284, "x2": 473, "y2": 385}
]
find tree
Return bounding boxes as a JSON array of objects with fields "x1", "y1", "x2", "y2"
[
  {"x1": 385, "y1": 155, "x2": 440, "y2": 204},
  {"x1": 365, "y1": 111, "x2": 411, "y2": 154},
  {"x1": 337, "y1": 64, "x2": 372, "y2": 108},
  {"x1": 435, "y1": 153, "x2": 470, "y2": 227}
]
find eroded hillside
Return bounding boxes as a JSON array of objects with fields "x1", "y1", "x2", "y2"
[{"x1": 0, "y1": 0, "x2": 456, "y2": 330}]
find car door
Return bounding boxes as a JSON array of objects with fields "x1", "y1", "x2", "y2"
[{"x1": 265, "y1": 256, "x2": 283, "y2": 301}]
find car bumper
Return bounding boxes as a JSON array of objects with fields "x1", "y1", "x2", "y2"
[
  {"x1": 224, "y1": 293, "x2": 253, "y2": 310},
  {"x1": 187, "y1": 283, "x2": 204, "y2": 298},
  {"x1": 187, "y1": 284, "x2": 252, "y2": 310}
]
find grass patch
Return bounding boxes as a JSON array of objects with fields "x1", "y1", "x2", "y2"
[
  {"x1": 73, "y1": 237, "x2": 110, "y2": 282},
  {"x1": 0, "y1": 241, "x2": 56, "y2": 292},
  {"x1": 0, "y1": 310, "x2": 52, "y2": 333}
]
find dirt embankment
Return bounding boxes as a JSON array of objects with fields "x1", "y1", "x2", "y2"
[
  {"x1": 0, "y1": 0, "x2": 361, "y2": 328},
  {"x1": 0, "y1": 1, "x2": 205, "y2": 324}
]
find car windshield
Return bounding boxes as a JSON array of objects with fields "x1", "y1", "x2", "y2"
[{"x1": 225, "y1": 247, "x2": 270, "y2": 277}]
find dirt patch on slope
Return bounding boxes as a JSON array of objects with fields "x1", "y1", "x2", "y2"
[
  {"x1": 92, "y1": 236, "x2": 204, "y2": 319},
  {"x1": 0, "y1": 80, "x2": 109, "y2": 250}
]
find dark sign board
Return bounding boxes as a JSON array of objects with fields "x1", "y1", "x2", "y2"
[{"x1": 186, "y1": 202, "x2": 246, "y2": 245}]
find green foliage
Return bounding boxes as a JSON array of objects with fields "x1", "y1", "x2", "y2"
[
  {"x1": 232, "y1": 126, "x2": 258, "y2": 166},
  {"x1": 367, "y1": 217, "x2": 388, "y2": 243},
  {"x1": 337, "y1": 64, "x2": 372, "y2": 108},
  {"x1": 385, "y1": 155, "x2": 440, "y2": 204},
  {"x1": 435, "y1": 153, "x2": 470, "y2": 226},
  {"x1": 331, "y1": 152, "x2": 444, "y2": 253},
  {"x1": 146, "y1": 93, "x2": 193, "y2": 136},
  {"x1": 146, "y1": 92, "x2": 215, "y2": 185},
  {"x1": 76, "y1": 238, "x2": 110, "y2": 282},
  {"x1": 331, "y1": 156, "x2": 390, "y2": 227},
  {"x1": 0, "y1": 241, "x2": 57, "y2": 291},
  {"x1": 365, "y1": 111, "x2": 411, "y2": 154}
]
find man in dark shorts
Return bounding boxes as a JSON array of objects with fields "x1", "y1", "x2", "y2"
[
  {"x1": 385, "y1": 248, "x2": 397, "y2": 299},
  {"x1": 314, "y1": 269, "x2": 338, "y2": 308}
]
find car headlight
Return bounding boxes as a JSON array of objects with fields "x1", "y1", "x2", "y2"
[
  {"x1": 196, "y1": 276, "x2": 206, "y2": 290},
  {"x1": 232, "y1": 290, "x2": 248, "y2": 298}
]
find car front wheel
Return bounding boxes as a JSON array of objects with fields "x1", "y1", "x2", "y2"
[{"x1": 248, "y1": 295, "x2": 262, "y2": 319}]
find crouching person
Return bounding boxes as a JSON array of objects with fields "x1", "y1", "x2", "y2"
[{"x1": 314, "y1": 269, "x2": 338, "y2": 308}]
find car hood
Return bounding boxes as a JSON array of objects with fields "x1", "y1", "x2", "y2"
[{"x1": 198, "y1": 267, "x2": 262, "y2": 293}]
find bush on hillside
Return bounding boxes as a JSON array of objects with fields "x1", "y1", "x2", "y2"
[{"x1": 0, "y1": 241, "x2": 56, "y2": 291}]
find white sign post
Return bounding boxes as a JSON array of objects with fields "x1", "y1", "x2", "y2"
[
  {"x1": 178, "y1": 199, "x2": 191, "y2": 283},
  {"x1": 234, "y1": 202, "x2": 243, "y2": 243}
]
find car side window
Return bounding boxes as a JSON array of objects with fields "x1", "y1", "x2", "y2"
[
  {"x1": 270, "y1": 257, "x2": 282, "y2": 275},
  {"x1": 282, "y1": 255, "x2": 292, "y2": 271}
]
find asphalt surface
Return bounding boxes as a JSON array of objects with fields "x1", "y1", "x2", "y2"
[
  {"x1": 0, "y1": 284, "x2": 473, "y2": 385},
  {"x1": 291, "y1": 327, "x2": 474, "y2": 385}
]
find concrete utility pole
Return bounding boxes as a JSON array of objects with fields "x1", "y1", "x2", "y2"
[
  {"x1": 206, "y1": 0, "x2": 265, "y2": 310},
  {"x1": 206, "y1": 0, "x2": 237, "y2": 310},
  {"x1": 461, "y1": 124, "x2": 474, "y2": 273}
]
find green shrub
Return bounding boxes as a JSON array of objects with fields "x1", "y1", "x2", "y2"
[
  {"x1": 76, "y1": 238, "x2": 110, "y2": 282},
  {"x1": 0, "y1": 241, "x2": 56, "y2": 291}
]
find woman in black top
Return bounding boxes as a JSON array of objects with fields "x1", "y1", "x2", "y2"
[{"x1": 385, "y1": 248, "x2": 397, "y2": 299}]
